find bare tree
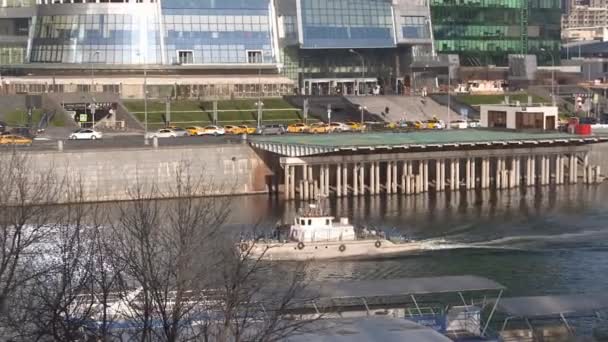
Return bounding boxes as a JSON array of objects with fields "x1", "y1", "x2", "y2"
[{"x1": 0, "y1": 151, "x2": 64, "y2": 337}]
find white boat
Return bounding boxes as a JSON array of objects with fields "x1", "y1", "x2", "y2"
[{"x1": 239, "y1": 203, "x2": 425, "y2": 261}]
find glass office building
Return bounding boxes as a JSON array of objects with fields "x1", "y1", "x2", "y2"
[
  {"x1": 299, "y1": 0, "x2": 395, "y2": 49},
  {"x1": 431, "y1": 0, "x2": 561, "y2": 66},
  {"x1": 0, "y1": 0, "x2": 33, "y2": 65}
]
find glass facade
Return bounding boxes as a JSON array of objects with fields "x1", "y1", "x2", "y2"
[
  {"x1": 299, "y1": 0, "x2": 396, "y2": 49},
  {"x1": 31, "y1": 11, "x2": 162, "y2": 64},
  {"x1": 161, "y1": 0, "x2": 275, "y2": 65},
  {"x1": 431, "y1": 0, "x2": 561, "y2": 66}
]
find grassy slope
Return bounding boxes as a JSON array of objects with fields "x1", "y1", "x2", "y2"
[
  {"x1": 2, "y1": 109, "x2": 65, "y2": 127},
  {"x1": 124, "y1": 99, "x2": 304, "y2": 127}
]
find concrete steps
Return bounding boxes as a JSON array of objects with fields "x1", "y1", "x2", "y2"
[{"x1": 345, "y1": 95, "x2": 462, "y2": 122}]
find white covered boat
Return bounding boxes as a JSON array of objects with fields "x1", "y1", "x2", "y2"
[{"x1": 239, "y1": 203, "x2": 424, "y2": 261}]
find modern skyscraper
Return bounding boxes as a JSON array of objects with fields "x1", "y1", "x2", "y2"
[{"x1": 431, "y1": 0, "x2": 562, "y2": 66}]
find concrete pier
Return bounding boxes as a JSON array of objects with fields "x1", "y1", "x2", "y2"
[{"x1": 280, "y1": 147, "x2": 604, "y2": 200}]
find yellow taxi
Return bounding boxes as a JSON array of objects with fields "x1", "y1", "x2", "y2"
[
  {"x1": 287, "y1": 123, "x2": 310, "y2": 133},
  {"x1": 224, "y1": 125, "x2": 247, "y2": 135},
  {"x1": 184, "y1": 126, "x2": 204, "y2": 136},
  {"x1": 385, "y1": 122, "x2": 398, "y2": 129},
  {"x1": 0, "y1": 134, "x2": 32, "y2": 146},
  {"x1": 238, "y1": 125, "x2": 257, "y2": 134},
  {"x1": 309, "y1": 123, "x2": 331, "y2": 134},
  {"x1": 346, "y1": 121, "x2": 366, "y2": 132}
]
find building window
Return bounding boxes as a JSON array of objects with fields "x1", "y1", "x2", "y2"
[
  {"x1": 177, "y1": 50, "x2": 194, "y2": 64},
  {"x1": 247, "y1": 50, "x2": 262, "y2": 64},
  {"x1": 401, "y1": 16, "x2": 429, "y2": 39}
]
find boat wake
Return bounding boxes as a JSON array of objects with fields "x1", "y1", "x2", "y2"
[{"x1": 415, "y1": 229, "x2": 608, "y2": 252}]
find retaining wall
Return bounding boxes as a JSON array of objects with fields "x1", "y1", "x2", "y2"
[{"x1": 20, "y1": 144, "x2": 273, "y2": 203}]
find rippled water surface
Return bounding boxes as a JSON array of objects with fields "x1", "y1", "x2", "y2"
[{"x1": 228, "y1": 184, "x2": 608, "y2": 296}]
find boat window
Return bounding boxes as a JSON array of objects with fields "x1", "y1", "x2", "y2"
[
  {"x1": 326, "y1": 219, "x2": 330, "y2": 225},
  {"x1": 308, "y1": 219, "x2": 311, "y2": 225},
  {"x1": 300, "y1": 219, "x2": 305, "y2": 225}
]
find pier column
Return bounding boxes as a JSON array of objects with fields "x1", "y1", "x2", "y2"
[
  {"x1": 449, "y1": 160, "x2": 455, "y2": 191},
  {"x1": 464, "y1": 158, "x2": 471, "y2": 190},
  {"x1": 555, "y1": 156, "x2": 562, "y2": 184},
  {"x1": 319, "y1": 165, "x2": 325, "y2": 196},
  {"x1": 353, "y1": 164, "x2": 359, "y2": 196},
  {"x1": 342, "y1": 163, "x2": 348, "y2": 196},
  {"x1": 337, "y1": 164, "x2": 342, "y2": 197},
  {"x1": 325, "y1": 165, "x2": 330, "y2": 196},
  {"x1": 311, "y1": 166, "x2": 317, "y2": 199},
  {"x1": 454, "y1": 159, "x2": 460, "y2": 190},
  {"x1": 370, "y1": 163, "x2": 375, "y2": 195},
  {"x1": 404, "y1": 161, "x2": 411, "y2": 194},
  {"x1": 436, "y1": 160, "x2": 443, "y2": 191},
  {"x1": 483, "y1": 158, "x2": 490, "y2": 189},
  {"x1": 401, "y1": 162, "x2": 407, "y2": 194},
  {"x1": 303, "y1": 165, "x2": 309, "y2": 199},
  {"x1": 289, "y1": 165, "x2": 296, "y2": 199},
  {"x1": 514, "y1": 157, "x2": 520, "y2": 188},
  {"x1": 422, "y1": 160, "x2": 429, "y2": 192},
  {"x1": 392, "y1": 161, "x2": 398, "y2": 193},
  {"x1": 284, "y1": 166, "x2": 290, "y2": 200},
  {"x1": 468, "y1": 158, "x2": 475, "y2": 189},
  {"x1": 360, "y1": 163, "x2": 366, "y2": 194},
  {"x1": 417, "y1": 161, "x2": 424, "y2": 193},
  {"x1": 530, "y1": 156, "x2": 536, "y2": 186},
  {"x1": 540, "y1": 156, "x2": 547, "y2": 186},
  {"x1": 386, "y1": 161, "x2": 393, "y2": 194},
  {"x1": 375, "y1": 162, "x2": 381, "y2": 194}
]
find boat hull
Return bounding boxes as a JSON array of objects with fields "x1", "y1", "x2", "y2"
[{"x1": 243, "y1": 239, "x2": 424, "y2": 261}]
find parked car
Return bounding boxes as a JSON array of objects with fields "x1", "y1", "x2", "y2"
[
  {"x1": 146, "y1": 128, "x2": 177, "y2": 139},
  {"x1": 166, "y1": 126, "x2": 190, "y2": 137},
  {"x1": 328, "y1": 122, "x2": 351, "y2": 132},
  {"x1": 0, "y1": 134, "x2": 32, "y2": 146},
  {"x1": 450, "y1": 120, "x2": 469, "y2": 129},
  {"x1": 310, "y1": 123, "x2": 331, "y2": 134},
  {"x1": 346, "y1": 121, "x2": 366, "y2": 132},
  {"x1": 468, "y1": 120, "x2": 481, "y2": 128},
  {"x1": 185, "y1": 126, "x2": 205, "y2": 136},
  {"x1": 69, "y1": 129, "x2": 103, "y2": 140},
  {"x1": 224, "y1": 125, "x2": 247, "y2": 135},
  {"x1": 200, "y1": 125, "x2": 225, "y2": 136},
  {"x1": 425, "y1": 119, "x2": 445, "y2": 130},
  {"x1": 238, "y1": 125, "x2": 257, "y2": 134},
  {"x1": 258, "y1": 124, "x2": 285, "y2": 135},
  {"x1": 287, "y1": 123, "x2": 310, "y2": 133}
]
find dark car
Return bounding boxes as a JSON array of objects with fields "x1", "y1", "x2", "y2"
[
  {"x1": 0, "y1": 121, "x2": 6, "y2": 133},
  {"x1": 258, "y1": 124, "x2": 285, "y2": 135},
  {"x1": 10, "y1": 127, "x2": 34, "y2": 138}
]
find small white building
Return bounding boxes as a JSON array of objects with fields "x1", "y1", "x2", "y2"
[{"x1": 480, "y1": 104, "x2": 559, "y2": 130}]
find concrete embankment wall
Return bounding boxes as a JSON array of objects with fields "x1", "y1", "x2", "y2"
[
  {"x1": 589, "y1": 142, "x2": 608, "y2": 176},
  {"x1": 22, "y1": 144, "x2": 273, "y2": 203}
]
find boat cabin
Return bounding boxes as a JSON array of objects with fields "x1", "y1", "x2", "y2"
[{"x1": 289, "y1": 214, "x2": 355, "y2": 243}]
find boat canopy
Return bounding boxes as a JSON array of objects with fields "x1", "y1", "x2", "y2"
[
  {"x1": 285, "y1": 316, "x2": 453, "y2": 342},
  {"x1": 494, "y1": 293, "x2": 608, "y2": 318},
  {"x1": 308, "y1": 275, "x2": 505, "y2": 300}
]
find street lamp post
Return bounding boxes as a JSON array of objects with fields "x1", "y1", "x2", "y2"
[
  {"x1": 349, "y1": 49, "x2": 365, "y2": 95},
  {"x1": 137, "y1": 51, "x2": 149, "y2": 145},
  {"x1": 540, "y1": 48, "x2": 556, "y2": 105},
  {"x1": 447, "y1": 66, "x2": 451, "y2": 130},
  {"x1": 359, "y1": 105, "x2": 367, "y2": 131},
  {"x1": 90, "y1": 51, "x2": 100, "y2": 128},
  {"x1": 255, "y1": 101, "x2": 264, "y2": 129}
]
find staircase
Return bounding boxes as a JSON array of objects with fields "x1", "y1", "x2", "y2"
[{"x1": 345, "y1": 95, "x2": 462, "y2": 122}]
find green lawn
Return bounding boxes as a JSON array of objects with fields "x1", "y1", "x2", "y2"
[
  {"x1": 2, "y1": 109, "x2": 66, "y2": 127},
  {"x1": 456, "y1": 93, "x2": 549, "y2": 106}
]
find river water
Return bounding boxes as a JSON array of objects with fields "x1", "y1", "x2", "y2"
[{"x1": 228, "y1": 184, "x2": 608, "y2": 297}]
